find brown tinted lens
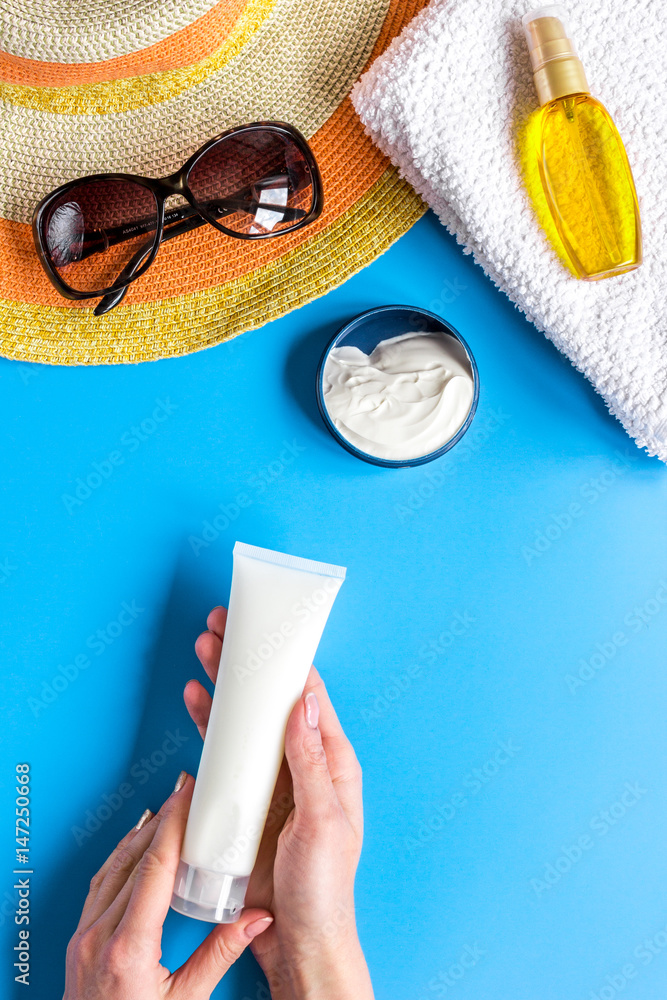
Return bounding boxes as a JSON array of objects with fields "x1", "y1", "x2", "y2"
[
  {"x1": 187, "y1": 129, "x2": 315, "y2": 236},
  {"x1": 43, "y1": 178, "x2": 159, "y2": 294}
]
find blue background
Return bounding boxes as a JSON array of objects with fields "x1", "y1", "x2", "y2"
[{"x1": 2, "y1": 211, "x2": 666, "y2": 1000}]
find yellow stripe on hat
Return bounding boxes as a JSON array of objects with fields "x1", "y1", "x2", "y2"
[{"x1": 0, "y1": 169, "x2": 426, "y2": 365}]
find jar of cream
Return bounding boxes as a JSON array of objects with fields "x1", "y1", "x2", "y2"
[{"x1": 316, "y1": 305, "x2": 479, "y2": 467}]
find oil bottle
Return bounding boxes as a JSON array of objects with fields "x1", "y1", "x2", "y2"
[{"x1": 522, "y1": 5, "x2": 642, "y2": 279}]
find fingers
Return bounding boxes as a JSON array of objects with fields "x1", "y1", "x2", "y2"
[
  {"x1": 91, "y1": 776, "x2": 193, "y2": 934},
  {"x1": 302, "y1": 666, "x2": 363, "y2": 826},
  {"x1": 186, "y1": 606, "x2": 227, "y2": 739},
  {"x1": 167, "y1": 910, "x2": 274, "y2": 1000},
  {"x1": 205, "y1": 604, "x2": 228, "y2": 639},
  {"x1": 115, "y1": 771, "x2": 194, "y2": 943},
  {"x1": 85, "y1": 608, "x2": 228, "y2": 931},
  {"x1": 284, "y1": 688, "x2": 339, "y2": 824},
  {"x1": 303, "y1": 666, "x2": 357, "y2": 770},
  {"x1": 86, "y1": 773, "x2": 190, "y2": 934},
  {"x1": 183, "y1": 678, "x2": 213, "y2": 741},
  {"x1": 78, "y1": 809, "x2": 154, "y2": 931},
  {"x1": 75, "y1": 763, "x2": 273, "y2": 1000},
  {"x1": 247, "y1": 756, "x2": 294, "y2": 904},
  {"x1": 193, "y1": 606, "x2": 227, "y2": 685},
  {"x1": 193, "y1": 629, "x2": 221, "y2": 687}
]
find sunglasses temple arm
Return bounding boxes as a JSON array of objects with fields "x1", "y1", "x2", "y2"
[
  {"x1": 93, "y1": 192, "x2": 310, "y2": 315},
  {"x1": 93, "y1": 212, "x2": 216, "y2": 315},
  {"x1": 81, "y1": 204, "x2": 201, "y2": 263},
  {"x1": 82, "y1": 194, "x2": 306, "y2": 262},
  {"x1": 94, "y1": 241, "x2": 153, "y2": 315}
]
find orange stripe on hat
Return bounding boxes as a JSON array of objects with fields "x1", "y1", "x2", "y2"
[{"x1": 0, "y1": 0, "x2": 248, "y2": 86}]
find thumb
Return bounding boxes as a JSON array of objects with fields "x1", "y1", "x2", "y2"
[
  {"x1": 167, "y1": 908, "x2": 273, "y2": 999},
  {"x1": 284, "y1": 691, "x2": 337, "y2": 820}
]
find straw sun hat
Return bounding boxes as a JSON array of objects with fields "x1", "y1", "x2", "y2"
[{"x1": 0, "y1": 0, "x2": 427, "y2": 365}]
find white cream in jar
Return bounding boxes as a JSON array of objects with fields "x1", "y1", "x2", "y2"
[{"x1": 322, "y1": 331, "x2": 475, "y2": 461}]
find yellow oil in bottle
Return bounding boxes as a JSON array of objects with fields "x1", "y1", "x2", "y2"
[{"x1": 522, "y1": 6, "x2": 642, "y2": 280}]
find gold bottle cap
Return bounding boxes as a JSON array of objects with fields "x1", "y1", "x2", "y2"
[{"x1": 522, "y1": 5, "x2": 589, "y2": 105}]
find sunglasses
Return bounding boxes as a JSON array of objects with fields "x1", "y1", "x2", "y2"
[{"x1": 32, "y1": 121, "x2": 323, "y2": 316}]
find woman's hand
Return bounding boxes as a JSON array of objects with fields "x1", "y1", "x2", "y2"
[
  {"x1": 63, "y1": 771, "x2": 273, "y2": 1000},
  {"x1": 185, "y1": 605, "x2": 374, "y2": 1000}
]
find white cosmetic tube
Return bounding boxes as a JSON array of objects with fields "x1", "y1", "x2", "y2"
[{"x1": 171, "y1": 541, "x2": 346, "y2": 923}]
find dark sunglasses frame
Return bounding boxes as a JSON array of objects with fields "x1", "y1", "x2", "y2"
[{"x1": 32, "y1": 121, "x2": 323, "y2": 315}]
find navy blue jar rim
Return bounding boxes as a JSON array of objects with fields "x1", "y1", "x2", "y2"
[{"x1": 315, "y1": 304, "x2": 480, "y2": 468}]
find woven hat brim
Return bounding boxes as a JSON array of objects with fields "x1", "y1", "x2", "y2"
[
  {"x1": 0, "y1": 0, "x2": 427, "y2": 365},
  {"x1": 0, "y1": 0, "x2": 248, "y2": 83}
]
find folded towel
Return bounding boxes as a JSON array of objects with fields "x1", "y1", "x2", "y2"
[{"x1": 351, "y1": 0, "x2": 667, "y2": 460}]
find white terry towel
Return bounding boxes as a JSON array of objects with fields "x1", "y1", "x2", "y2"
[{"x1": 351, "y1": 0, "x2": 667, "y2": 461}]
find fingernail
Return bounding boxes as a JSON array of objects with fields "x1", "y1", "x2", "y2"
[
  {"x1": 134, "y1": 808, "x2": 153, "y2": 831},
  {"x1": 173, "y1": 770, "x2": 188, "y2": 793},
  {"x1": 304, "y1": 692, "x2": 319, "y2": 729},
  {"x1": 245, "y1": 915, "x2": 274, "y2": 940}
]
